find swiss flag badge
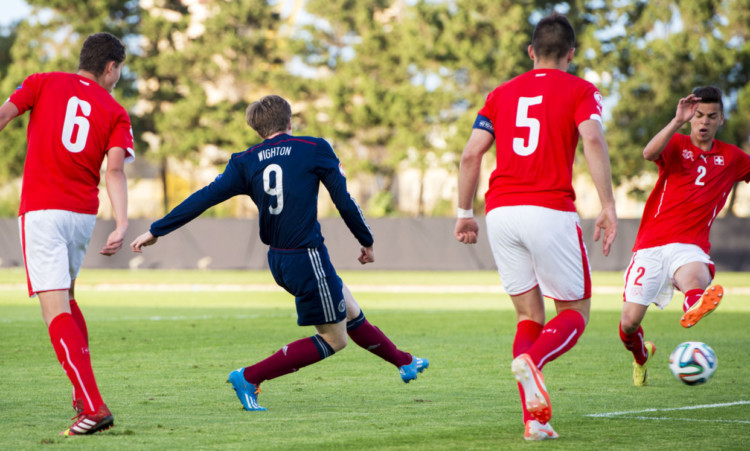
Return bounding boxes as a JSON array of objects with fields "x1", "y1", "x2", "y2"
[{"x1": 714, "y1": 156, "x2": 725, "y2": 166}]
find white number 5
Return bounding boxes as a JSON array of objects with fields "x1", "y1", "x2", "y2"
[
  {"x1": 61, "y1": 96, "x2": 91, "y2": 153},
  {"x1": 513, "y1": 95, "x2": 543, "y2": 156},
  {"x1": 263, "y1": 164, "x2": 284, "y2": 214}
]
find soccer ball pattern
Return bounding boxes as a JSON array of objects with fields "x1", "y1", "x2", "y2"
[{"x1": 669, "y1": 341, "x2": 717, "y2": 386}]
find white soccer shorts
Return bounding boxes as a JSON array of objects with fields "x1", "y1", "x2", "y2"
[
  {"x1": 486, "y1": 206, "x2": 591, "y2": 302},
  {"x1": 18, "y1": 209, "x2": 96, "y2": 297},
  {"x1": 623, "y1": 243, "x2": 714, "y2": 309}
]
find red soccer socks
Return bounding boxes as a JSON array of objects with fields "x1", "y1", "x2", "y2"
[
  {"x1": 346, "y1": 312, "x2": 412, "y2": 367},
  {"x1": 48, "y1": 313, "x2": 104, "y2": 415},
  {"x1": 526, "y1": 309, "x2": 586, "y2": 371},
  {"x1": 619, "y1": 323, "x2": 649, "y2": 365},
  {"x1": 243, "y1": 335, "x2": 334, "y2": 385}
]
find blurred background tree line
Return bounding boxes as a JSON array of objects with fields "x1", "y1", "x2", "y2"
[{"x1": 0, "y1": 0, "x2": 749, "y2": 217}]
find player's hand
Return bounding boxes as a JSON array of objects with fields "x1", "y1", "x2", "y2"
[
  {"x1": 358, "y1": 246, "x2": 374, "y2": 265},
  {"x1": 130, "y1": 231, "x2": 158, "y2": 253},
  {"x1": 675, "y1": 94, "x2": 701, "y2": 124},
  {"x1": 593, "y1": 205, "x2": 617, "y2": 257},
  {"x1": 100, "y1": 227, "x2": 126, "y2": 256},
  {"x1": 454, "y1": 218, "x2": 479, "y2": 244}
]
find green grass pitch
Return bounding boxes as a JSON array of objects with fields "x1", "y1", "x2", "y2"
[{"x1": 1, "y1": 269, "x2": 749, "y2": 449}]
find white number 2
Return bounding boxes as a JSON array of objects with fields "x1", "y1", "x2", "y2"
[
  {"x1": 263, "y1": 164, "x2": 284, "y2": 215},
  {"x1": 695, "y1": 165, "x2": 706, "y2": 186},
  {"x1": 61, "y1": 96, "x2": 91, "y2": 153},
  {"x1": 513, "y1": 95, "x2": 543, "y2": 156}
]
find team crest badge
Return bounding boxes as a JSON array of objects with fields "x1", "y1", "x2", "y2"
[
  {"x1": 682, "y1": 149, "x2": 694, "y2": 161},
  {"x1": 714, "y1": 156, "x2": 725, "y2": 166},
  {"x1": 338, "y1": 299, "x2": 346, "y2": 312}
]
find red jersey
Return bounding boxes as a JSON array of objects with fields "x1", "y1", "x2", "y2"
[
  {"x1": 9, "y1": 72, "x2": 135, "y2": 216},
  {"x1": 478, "y1": 69, "x2": 603, "y2": 213},
  {"x1": 634, "y1": 133, "x2": 750, "y2": 254}
]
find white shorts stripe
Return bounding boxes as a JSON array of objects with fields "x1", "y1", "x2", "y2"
[{"x1": 307, "y1": 249, "x2": 335, "y2": 322}]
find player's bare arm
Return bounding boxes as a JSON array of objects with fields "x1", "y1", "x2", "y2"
[
  {"x1": 130, "y1": 231, "x2": 158, "y2": 253},
  {"x1": 643, "y1": 94, "x2": 701, "y2": 161},
  {"x1": 0, "y1": 101, "x2": 20, "y2": 131},
  {"x1": 454, "y1": 129, "x2": 494, "y2": 245},
  {"x1": 579, "y1": 119, "x2": 617, "y2": 256},
  {"x1": 100, "y1": 147, "x2": 128, "y2": 256},
  {"x1": 358, "y1": 246, "x2": 375, "y2": 265}
]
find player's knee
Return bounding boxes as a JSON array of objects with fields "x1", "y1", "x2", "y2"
[
  {"x1": 620, "y1": 314, "x2": 640, "y2": 333},
  {"x1": 323, "y1": 332, "x2": 348, "y2": 352}
]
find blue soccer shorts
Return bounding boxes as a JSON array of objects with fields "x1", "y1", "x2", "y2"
[{"x1": 268, "y1": 244, "x2": 347, "y2": 326}]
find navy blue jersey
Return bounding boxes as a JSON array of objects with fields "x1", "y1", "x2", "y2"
[{"x1": 150, "y1": 134, "x2": 373, "y2": 249}]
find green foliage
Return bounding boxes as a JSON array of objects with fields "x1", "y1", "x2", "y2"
[{"x1": 2, "y1": 1, "x2": 750, "y2": 216}]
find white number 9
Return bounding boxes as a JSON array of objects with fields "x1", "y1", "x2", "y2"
[{"x1": 263, "y1": 164, "x2": 284, "y2": 215}]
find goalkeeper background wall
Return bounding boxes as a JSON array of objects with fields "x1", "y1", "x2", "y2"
[{"x1": 0, "y1": 217, "x2": 748, "y2": 271}]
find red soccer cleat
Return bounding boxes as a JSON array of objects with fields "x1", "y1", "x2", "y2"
[{"x1": 60, "y1": 403, "x2": 113, "y2": 436}]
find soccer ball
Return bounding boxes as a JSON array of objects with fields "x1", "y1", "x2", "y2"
[{"x1": 669, "y1": 341, "x2": 717, "y2": 386}]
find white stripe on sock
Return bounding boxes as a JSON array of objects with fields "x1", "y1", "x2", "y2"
[
  {"x1": 537, "y1": 328, "x2": 579, "y2": 368},
  {"x1": 60, "y1": 338, "x2": 95, "y2": 413}
]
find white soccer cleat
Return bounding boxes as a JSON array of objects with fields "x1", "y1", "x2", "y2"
[{"x1": 524, "y1": 419, "x2": 559, "y2": 441}]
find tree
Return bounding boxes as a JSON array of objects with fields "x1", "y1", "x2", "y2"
[{"x1": 585, "y1": 0, "x2": 750, "y2": 212}]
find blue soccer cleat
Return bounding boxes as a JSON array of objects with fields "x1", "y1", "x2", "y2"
[
  {"x1": 227, "y1": 368, "x2": 266, "y2": 411},
  {"x1": 399, "y1": 356, "x2": 429, "y2": 383}
]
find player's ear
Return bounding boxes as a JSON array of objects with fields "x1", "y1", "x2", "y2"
[
  {"x1": 527, "y1": 45, "x2": 535, "y2": 61},
  {"x1": 567, "y1": 47, "x2": 575, "y2": 63}
]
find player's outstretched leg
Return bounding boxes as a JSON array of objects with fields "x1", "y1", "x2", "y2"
[
  {"x1": 681, "y1": 285, "x2": 723, "y2": 328},
  {"x1": 524, "y1": 419, "x2": 558, "y2": 441},
  {"x1": 229, "y1": 335, "x2": 335, "y2": 411},
  {"x1": 60, "y1": 404, "x2": 114, "y2": 436},
  {"x1": 227, "y1": 369, "x2": 266, "y2": 411},
  {"x1": 346, "y1": 311, "x2": 429, "y2": 383},
  {"x1": 632, "y1": 341, "x2": 656, "y2": 386},
  {"x1": 511, "y1": 354, "x2": 551, "y2": 424}
]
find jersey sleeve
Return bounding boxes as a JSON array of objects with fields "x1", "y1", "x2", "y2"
[
  {"x1": 654, "y1": 133, "x2": 682, "y2": 171},
  {"x1": 150, "y1": 157, "x2": 247, "y2": 237},
  {"x1": 7, "y1": 73, "x2": 42, "y2": 114},
  {"x1": 573, "y1": 83, "x2": 603, "y2": 126},
  {"x1": 107, "y1": 108, "x2": 135, "y2": 164},
  {"x1": 316, "y1": 141, "x2": 374, "y2": 247}
]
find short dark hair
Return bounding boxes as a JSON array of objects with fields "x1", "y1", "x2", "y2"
[
  {"x1": 245, "y1": 95, "x2": 292, "y2": 138},
  {"x1": 78, "y1": 32, "x2": 126, "y2": 76},
  {"x1": 692, "y1": 86, "x2": 724, "y2": 111},
  {"x1": 531, "y1": 13, "x2": 576, "y2": 60}
]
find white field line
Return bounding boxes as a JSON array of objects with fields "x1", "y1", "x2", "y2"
[
  {"x1": 587, "y1": 400, "x2": 750, "y2": 424},
  {"x1": 2, "y1": 283, "x2": 750, "y2": 294}
]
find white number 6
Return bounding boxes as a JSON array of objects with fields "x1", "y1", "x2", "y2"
[
  {"x1": 263, "y1": 164, "x2": 284, "y2": 214},
  {"x1": 61, "y1": 96, "x2": 92, "y2": 153}
]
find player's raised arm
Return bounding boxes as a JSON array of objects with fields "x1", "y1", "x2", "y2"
[
  {"x1": 454, "y1": 128, "x2": 494, "y2": 245},
  {"x1": 579, "y1": 119, "x2": 617, "y2": 256},
  {"x1": 643, "y1": 94, "x2": 702, "y2": 161}
]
